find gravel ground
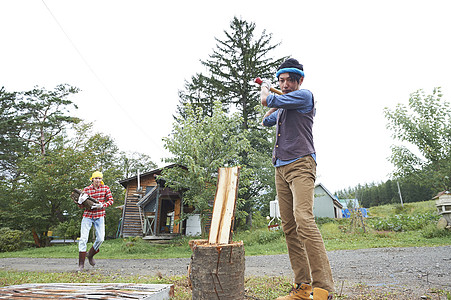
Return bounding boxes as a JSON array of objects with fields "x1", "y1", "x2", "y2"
[{"x1": 1, "y1": 246, "x2": 451, "y2": 299}]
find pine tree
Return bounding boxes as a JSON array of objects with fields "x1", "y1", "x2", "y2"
[{"x1": 174, "y1": 17, "x2": 287, "y2": 227}]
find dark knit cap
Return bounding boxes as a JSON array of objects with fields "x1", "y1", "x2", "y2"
[{"x1": 278, "y1": 58, "x2": 303, "y2": 71}]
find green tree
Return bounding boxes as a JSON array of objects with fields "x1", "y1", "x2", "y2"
[
  {"x1": 176, "y1": 16, "x2": 286, "y2": 227},
  {"x1": 120, "y1": 151, "x2": 157, "y2": 178},
  {"x1": 178, "y1": 17, "x2": 285, "y2": 127},
  {"x1": 0, "y1": 87, "x2": 27, "y2": 180},
  {"x1": 162, "y1": 101, "x2": 250, "y2": 233},
  {"x1": 15, "y1": 84, "x2": 81, "y2": 156},
  {"x1": 384, "y1": 87, "x2": 451, "y2": 191}
]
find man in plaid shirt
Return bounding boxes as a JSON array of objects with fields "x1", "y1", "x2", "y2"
[{"x1": 77, "y1": 171, "x2": 114, "y2": 271}]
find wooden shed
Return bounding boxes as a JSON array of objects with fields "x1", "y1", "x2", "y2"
[{"x1": 118, "y1": 164, "x2": 194, "y2": 238}]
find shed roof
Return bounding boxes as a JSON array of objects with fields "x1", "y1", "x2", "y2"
[
  {"x1": 118, "y1": 164, "x2": 178, "y2": 188},
  {"x1": 315, "y1": 183, "x2": 343, "y2": 209}
]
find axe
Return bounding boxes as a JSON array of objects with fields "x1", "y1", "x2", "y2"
[{"x1": 253, "y1": 77, "x2": 283, "y2": 95}]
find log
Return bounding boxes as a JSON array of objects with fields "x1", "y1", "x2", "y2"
[
  {"x1": 70, "y1": 188, "x2": 99, "y2": 210},
  {"x1": 209, "y1": 166, "x2": 240, "y2": 244},
  {"x1": 189, "y1": 240, "x2": 245, "y2": 300}
]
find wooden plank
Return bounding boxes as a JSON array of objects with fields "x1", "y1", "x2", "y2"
[
  {"x1": 218, "y1": 167, "x2": 239, "y2": 244},
  {"x1": 208, "y1": 166, "x2": 240, "y2": 244},
  {"x1": 208, "y1": 169, "x2": 227, "y2": 243},
  {"x1": 0, "y1": 283, "x2": 174, "y2": 299}
]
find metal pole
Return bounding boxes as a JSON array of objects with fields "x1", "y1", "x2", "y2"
[{"x1": 397, "y1": 181, "x2": 404, "y2": 207}]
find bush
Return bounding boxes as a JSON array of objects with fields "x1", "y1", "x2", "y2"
[
  {"x1": 239, "y1": 228, "x2": 284, "y2": 246},
  {"x1": 53, "y1": 219, "x2": 80, "y2": 240},
  {"x1": 421, "y1": 223, "x2": 451, "y2": 239},
  {"x1": 0, "y1": 228, "x2": 24, "y2": 252},
  {"x1": 315, "y1": 217, "x2": 336, "y2": 226},
  {"x1": 369, "y1": 212, "x2": 440, "y2": 232}
]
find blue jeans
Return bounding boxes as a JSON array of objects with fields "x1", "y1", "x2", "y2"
[{"x1": 79, "y1": 216, "x2": 105, "y2": 252}]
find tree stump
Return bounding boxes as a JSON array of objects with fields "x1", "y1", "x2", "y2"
[{"x1": 189, "y1": 240, "x2": 245, "y2": 300}]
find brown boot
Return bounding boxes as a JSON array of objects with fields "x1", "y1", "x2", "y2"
[
  {"x1": 87, "y1": 247, "x2": 99, "y2": 266},
  {"x1": 312, "y1": 287, "x2": 332, "y2": 300},
  {"x1": 276, "y1": 283, "x2": 312, "y2": 300},
  {"x1": 78, "y1": 252, "x2": 86, "y2": 272}
]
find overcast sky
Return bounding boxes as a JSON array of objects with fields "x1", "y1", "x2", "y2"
[{"x1": 2, "y1": 1, "x2": 451, "y2": 193}]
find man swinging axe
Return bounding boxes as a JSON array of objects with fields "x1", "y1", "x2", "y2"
[
  {"x1": 259, "y1": 58, "x2": 334, "y2": 300},
  {"x1": 76, "y1": 171, "x2": 114, "y2": 271}
]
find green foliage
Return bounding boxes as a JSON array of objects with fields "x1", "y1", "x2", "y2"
[
  {"x1": 162, "y1": 101, "x2": 251, "y2": 230},
  {"x1": 0, "y1": 87, "x2": 26, "y2": 180},
  {"x1": 337, "y1": 179, "x2": 434, "y2": 208},
  {"x1": 121, "y1": 236, "x2": 148, "y2": 253},
  {"x1": 0, "y1": 228, "x2": 24, "y2": 252},
  {"x1": 16, "y1": 84, "x2": 81, "y2": 156},
  {"x1": 246, "y1": 211, "x2": 269, "y2": 229},
  {"x1": 385, "y1": 87, "x2": 451, "y2": 190},
  {"x1": 53, "y1": 219, "x2": 80, "y2": 240},
  {"x1": 368, "y1": 211, "x2": 439, "y2": 232},
  {"x1": 177, "y1": 16, "x2": 285, "y2": 123},
  {"x1": 175, "y1": 16, "x2": 284, "y2": 228},
  {"x1": 315, "y1": 217, "x2": 337, "y2": 226},
  {"x1": 119, "y1": 151, "x2": 157, "y2": 179},
  {"x1": 241, "y1": 228, "x2": 285, "y2": 246},
  {"x1": 0, "y1": 85, "x2": 130, "y2": 246},
  {"x1": 421, "y1": 223, "x2": 451, "y2": 238}
]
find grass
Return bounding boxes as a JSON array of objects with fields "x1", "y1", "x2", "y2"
[{"x1": 1, "y1": 200, "x2": 451, "y2": 299}]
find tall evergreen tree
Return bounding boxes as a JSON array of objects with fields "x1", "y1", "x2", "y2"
[
  {"x1": 175, "y1": 17, "x2": 287, "y2": 226},
  {"x1": 178, "y1": 16, "x2": 285, "y2": 127}
]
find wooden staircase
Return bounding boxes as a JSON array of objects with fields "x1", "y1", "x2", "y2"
[{"x1": 121, "y1": 191, "x2": 143, "y2": 237}]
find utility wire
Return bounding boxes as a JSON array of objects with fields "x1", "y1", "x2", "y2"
[{"x1": 40, "y1": 0, "x2": 167, "y2": 162}]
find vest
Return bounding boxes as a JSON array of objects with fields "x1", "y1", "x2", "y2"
[{"x1": 272, "y1": 99, "x2": 315, "y2": 165}]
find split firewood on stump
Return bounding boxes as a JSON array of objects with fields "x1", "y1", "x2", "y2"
[{"x1": 189, "y1": 166, "x2": 245, "y2": 300}]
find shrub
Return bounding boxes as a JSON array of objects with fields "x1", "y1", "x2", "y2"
[
  {"x1": 315, "y1": 217, "x2": 336, "y2": 226},
  {"x1": 0, "y1": 228, "x2": 24, "y2": 252},
  {"x1": 54, "y1": 219, "x2": 80, "y2": 240},
  {"x1": 369, "y1": 212, "x2": 440, "y2": 232},
  {"x1": 238, "y1": 228, "x2": 284, "y2": 246},
  {"x1": 421, "y1": 223, "x2": 451, "y2": 239}
]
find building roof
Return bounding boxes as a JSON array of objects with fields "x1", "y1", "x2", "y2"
[
  {"x1": 315, "y1": 183, "x2": 343, "y2": 209},
  {"x1": 118, "y1": 164, "x2": 178, "y2": 188},
  {"x1": 433, "y1": 190, "x2": 451, "y2": 199}
]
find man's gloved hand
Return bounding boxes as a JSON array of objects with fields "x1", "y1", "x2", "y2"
[
  {"x1": 78, "y1": 193, "x2": 89, "y2": 204},
  {"x1": 260, "y1": 78, "x2": 272, "y2": 91},
  {"x1": 91, "y1": 203, "x2": 104, "y2": 210}
]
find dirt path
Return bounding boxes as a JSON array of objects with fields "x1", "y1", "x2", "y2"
[{"x1": 1, "y1": 246, "x2": 451, "y2": 298}]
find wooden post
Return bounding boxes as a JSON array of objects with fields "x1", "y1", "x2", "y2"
[{"x1": 189, "y1": 240, "x2": 245, "y2": 299}]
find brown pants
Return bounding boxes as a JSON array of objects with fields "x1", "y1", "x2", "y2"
[{"x1": 275, "y1": 156, "x2": 334, "y2": 292}]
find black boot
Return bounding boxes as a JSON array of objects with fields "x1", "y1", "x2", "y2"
[
  {"x1": 78, "y1": 252, "x2": 86, "y2": 272},
  {"x1": 87, "y1": 247, "x2": 99, "y2": 266}
]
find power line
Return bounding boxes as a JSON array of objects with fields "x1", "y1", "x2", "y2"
[{"x1": 40, "y1": 0, "x2": 167, "y2": 161}]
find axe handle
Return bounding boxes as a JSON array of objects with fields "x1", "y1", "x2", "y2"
[{"x1": 254, "y1": 77, "x2": 283, "y2": 95}]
